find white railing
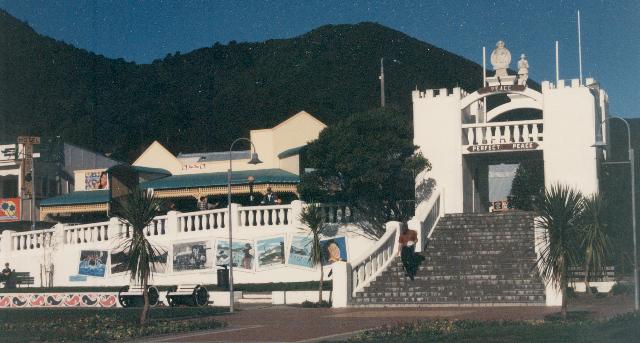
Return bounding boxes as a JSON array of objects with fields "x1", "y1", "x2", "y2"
[
  {"x1": 348, "y1": 188, "x2": 444, "y2": 299},
  {"x1": 2, "y1": 201, "x2": 355, "y2": 254},
  {"x1": 237, "y1": 204, "x2": 293, "y2": 228},
  {"x1": 462, "y1": 119, "x2": 543, "y2": 148},
  {"x1": 11, "y1": 228, "x2": 56, "y2": 251},
  {"x1": 350, "y1": 222, "x2": 399, "y2": 297},
  {"x1": 64, "y1": 221, "x2": 111, "y2": 245},
  {"x1": 119, "y1": 215, "x2": 169, "y2": 238},
  {"x1": 177, "y1": 209, "x2": 226, "y2": 233},
  {"x1": 414, "y1": 190, "x2": 444, "y2": 252},
  {"x1": 318, "y1": 203, "x2": 353, "y2": 224}
]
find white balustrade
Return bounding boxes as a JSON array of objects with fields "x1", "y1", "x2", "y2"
[
  {"x1": 462, "y1": 120, "x2": 543, "y2": 149},
  {"x1": 11, "y1": 229, "x2": 56, "y2": 251},
  {"x1": 237, "y1": 204, "x2": 293, "y2": 228},
  {"x1": 350, "y1": 222, "x2": 399, "y2": 296},
  {"x1": 63, "y1": 221, "x2": 111, "y2": 245},
  {"x1": 349, "y1": 188, "x2": 444, "y2": 298},
  {"x1": 177, "y1": 209, "x2": 226, "y2": 233},
  {"x1": 318, "y1": 203, "x2": 353, "y2": 224}
]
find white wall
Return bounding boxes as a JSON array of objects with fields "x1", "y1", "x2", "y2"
[
  {"x1": 542, "y1": 79, "x2": 600, "y2": 195},
  {"x1": 413, "y1": 88, "x2": 464, "y2": 213},
  {"x1": 0, "y1": 203, "x2": 376, "y2": 288}
]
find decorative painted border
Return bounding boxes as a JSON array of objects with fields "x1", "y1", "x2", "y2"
[{"x1": 0, "y1": 293, "x2": 118, "y2": 308}]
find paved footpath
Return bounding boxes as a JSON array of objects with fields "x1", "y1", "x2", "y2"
[{"x1": 140, "y1": 298, "x2": 634, "y2": 343}]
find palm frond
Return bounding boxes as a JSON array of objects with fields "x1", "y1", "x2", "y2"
[
  {"x1": 534, "y1": 184, "x2": 583, "y2": 287},
  {"x1": 580, "y1": 193, "x2": 611, "y2": 276},
  {"x1": 300, "y1": 203, "x2": 326, "y2": 267},
  {"x1": 113, "y1": 188, "x2": 165, "y2": 284}
]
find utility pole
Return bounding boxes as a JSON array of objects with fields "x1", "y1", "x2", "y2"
[
  {"x1": 18, "y1": 136, "x2": 40, "y2": 230},
  {"x1": 379, "y1": 58, "x2": 385, "y2": 107}
]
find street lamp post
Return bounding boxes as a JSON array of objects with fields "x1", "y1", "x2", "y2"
[
  {"x1": 227, "y1": 138, "x2": 262, "y2": 313},
  {"x1": 593, "y1": 116, "x2": 638, "y2": 311}
]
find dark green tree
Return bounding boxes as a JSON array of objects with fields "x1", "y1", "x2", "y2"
[
  {"x1": 299, "y1": 107, "x2": 430, "y2": 237},
  {"x1": 535, "y1": 184, "x2": 583, "y2": 319},
  {"x1": 509, "y1": 159, "x2": 544, "y2": 210},
  {"x1": 579, "y1": 193, "x2": 611, "y2": 295},
  {"x1": 113, "y1": 188, "x2": 165, "y2": 325}
]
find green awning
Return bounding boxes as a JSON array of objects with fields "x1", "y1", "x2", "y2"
[
  {"x1": 141, "y1": 168, "x2": 299, "y2": 190},
  {"x1": 40, "y1": 190, "x2": 109, "y2": 206},
  {"x1": 277, "y1": 145, "x2": 306, "y2": 159}
]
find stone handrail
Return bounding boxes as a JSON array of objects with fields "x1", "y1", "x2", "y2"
[
  {"x1": 177, "y1": 209, "x2": 226, "y2": 233},
  {"x1": 119, "y1": 215, "x2": 168, "y2": 238},
  {"x1": 462, "y1": 119, "x2": 543, "y2": 148},
  {"x1": 410, "y1": 188, "x2": 444, "y2": 253},
  {"x1": 11, "y1": 228, "x2": 56, "y2": 251},
  {"x1": 350, "y1": 221, "x2": 400, "y2": 297},
  {"x1": 2, "y1": 201, "x2": 352, "y2": 253},
  {"x1": 317, "y1": 203, "x2": 353, "y2": 224},
  {"x1": 237, "y1": 204, "x2": 293, "y2": 228},
  {"x1": 64, "y1": 221, "x2": 111, "y2": 245}
]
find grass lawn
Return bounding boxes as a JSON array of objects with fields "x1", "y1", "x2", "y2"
[
  {"x1": 347, "y1": 311, "x2": 640, "y2": 343},
  {"x1": 0, "y1": 306, "x2": 229, "y2": 342}
]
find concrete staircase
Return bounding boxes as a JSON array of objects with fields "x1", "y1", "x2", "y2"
[{"x1": 352, "y1": 212, "x2": 545, "y2": 306}]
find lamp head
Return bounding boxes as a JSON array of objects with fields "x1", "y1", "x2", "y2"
[
  {"x1": 248, "y1": 152, "x2": 262, "y2": 165},
  {"x1": 591, "y1": 140, "x2": 608, "y2": 149}
]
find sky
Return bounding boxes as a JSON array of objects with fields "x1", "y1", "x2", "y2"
[{"x1": 1, "y1": 0, "x2": 638, "y2": 116}]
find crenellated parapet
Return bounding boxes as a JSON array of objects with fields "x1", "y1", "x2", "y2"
[{"x1": 412, "y1": 87, "x2": 463, "y2": 101}]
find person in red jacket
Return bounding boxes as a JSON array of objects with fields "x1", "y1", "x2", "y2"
[{"x1": 397, "y1": 223, "x2": 419, "y2": 280}]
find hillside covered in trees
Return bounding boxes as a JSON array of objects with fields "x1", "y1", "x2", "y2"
[{"x1": 0, "y1": 9, "x2": 484, "y2": 161}]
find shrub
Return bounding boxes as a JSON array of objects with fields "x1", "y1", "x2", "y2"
[
  {"x1": 301, "y1": 300, "x2": 331, "y2": 308},
  {"x1": 610, "y1": 282, "x2": 633, "y2": 295}
]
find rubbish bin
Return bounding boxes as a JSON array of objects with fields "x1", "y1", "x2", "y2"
[{"x1": 217, "y1": 265, "x2": 229, "y2": 290}]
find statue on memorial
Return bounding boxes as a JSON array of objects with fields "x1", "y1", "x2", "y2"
[
  {"x1": 490, "y1": 40, "x2": 511, "y2": 77},
  {"x1": 517, "y1": 54, "x2": 529, "y2": 86}
]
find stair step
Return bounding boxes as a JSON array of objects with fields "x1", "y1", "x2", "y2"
[{"x1": 351, "y1": 212, "x2": 545, "y2": 306}]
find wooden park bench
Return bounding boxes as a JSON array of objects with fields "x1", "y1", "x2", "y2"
[
  {"x1": 14, "y1": 272, "x2": 34, "y2": 287},
  {"x1": 117, "y1": 285, "x2": 160, "y2": 308},
  {"x1": 166, "y1": 284, "x2": 209, "y2": 307},
  {"x1": 568, "y1": 266, "x2": 615, "y2": 282}
]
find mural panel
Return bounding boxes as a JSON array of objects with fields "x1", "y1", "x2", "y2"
[
  {"x1": 256, "y1": 236, "x2": 285, "y2": 270},
  {"x1": 172, "y1": 241, "x2": 213, "y2": 272}
]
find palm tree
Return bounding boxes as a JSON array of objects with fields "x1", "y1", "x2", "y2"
[
  {"x1": 113, "y1": 188, "x2": 164, "y2": 325},
  {"x1": 580, "y1": 193, "x2": 611, "y2": 295},
  {"x1": 535, "y1": 184, "x2": 583, "y2": 319},
  {"x1": 300, "y1": 203, "x2": 327, "y2": 303}
]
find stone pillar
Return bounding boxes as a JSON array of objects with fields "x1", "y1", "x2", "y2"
[
  {"x1": 229, "y1": 203, "x2": 241, "y2": 229},
  {"x1": 0, "y1": 230, "x2": 14, "y2": 259},
  {"x1": 331, "y1": 261, "x2": 352, "y2": 308},
  {"x1": 290, "y1": 200, "x2": 305, "y2": 228},
  {"x1": 166, "y1": 210, "x2": 180, "y2": 235},
  {"x1": 108, "y1": 216, "x2": 121, "y2": 240}
]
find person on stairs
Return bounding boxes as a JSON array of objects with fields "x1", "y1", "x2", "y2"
[{"x1": 397, "y1": 223, "x2": 419, "y2": 280}]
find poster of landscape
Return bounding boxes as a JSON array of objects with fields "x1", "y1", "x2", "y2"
[
  {"x1": 256, "y1": 236, "x2": 285, "y2": 270},
  {"x1": 287, "y1": 235, "x2": 313, "y2": 269},
  {"x1": 216, "y1": 239, "x2": 254, "y2": 271}
]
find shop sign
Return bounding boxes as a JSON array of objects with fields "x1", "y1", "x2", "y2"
[
  {"x1": 0, "y1": 197, "x2": 20, "y2": 222},
  {"x1": 467, "y1": 142, "x2": 539, "y2": 153}
]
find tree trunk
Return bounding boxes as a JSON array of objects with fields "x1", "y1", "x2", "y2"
[
  {"x1": 584, "y1": 248, "x2": 592, "y2": 296},
  {"x1": 140, "y1": 278, "x2": 150, "y2": 325},
  {"x1": 560, "y1": 259, "x2": 567, "y2": 320},
  {"x1": 319, "y1": 265, "x2": 324, "y2": 303}
]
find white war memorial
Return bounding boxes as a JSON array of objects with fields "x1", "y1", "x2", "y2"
[{"x1": 0, "y1": 40, "x2": 612, "y2": 308}]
